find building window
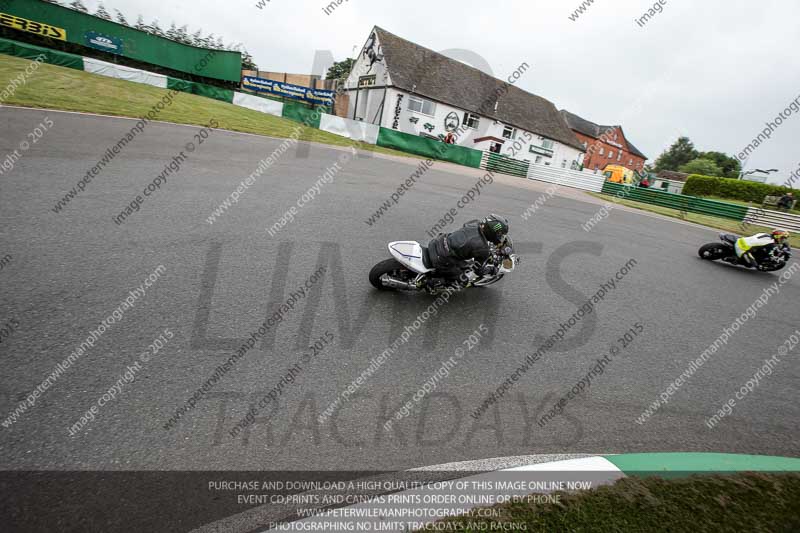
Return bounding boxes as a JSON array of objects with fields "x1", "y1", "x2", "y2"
[
  {"x1": 599, "y1": 147, "x2": 605, "y2": 155},
  {"x1": 463, "y1": 112, "x2": 480, "y2": 129},
  {"x1": 561, "y1": 159, "x2": 567, "y2": 168},
  {"x1": 358, "y1": 75, "x2": 376, "y2": 88},
  {"x1": 529, "y1": 139, "x2": 555, "y2": 157},
  {"x1": 629, "y1": 158, "x2": 633, "y2": 165},
  {"x1": 408, "y1": 96, "x2": 436, "y2": 116},
  {"x1": 502, "y1": 125, "x2": 516, "y2": 139},
  {"x1": 535, "y1": 156, "x2": 543, "y2": 164},
  {"x1": 617, "y1": 152, "x2": 622, "y2": 161},
  {"x1": 608, "y1": 150, "x2": 614, "y2": 159}
]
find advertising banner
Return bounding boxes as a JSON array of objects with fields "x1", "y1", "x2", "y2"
[
  {"x1": 0, "y1": 11, "x2": 66, "y2": 40},
  {"x1": 2, "y1": 2, "x2": 241, "y2": 82},
  {"x1": 84, "y1": 31, "x2": 123, "y2": 55},
  {"x1": 242, "y1": 76, "x2": 334, "y2": 107}
]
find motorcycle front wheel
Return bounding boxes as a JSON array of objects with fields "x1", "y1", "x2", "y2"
[
  {"x1": 759, "y1": 262, "x2": 787, "y2": 272},
  {"x1": 473, "y1": 274, "x2": 504, "y2": 287}
]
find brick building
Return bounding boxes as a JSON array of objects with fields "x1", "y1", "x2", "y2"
[{"x1": 560, "y1": 110, "x2": 648, "y2": 172}]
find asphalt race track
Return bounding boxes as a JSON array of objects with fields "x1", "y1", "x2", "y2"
[{"x1": 1, "y1": 106, "x2": 798, "y2": 476}]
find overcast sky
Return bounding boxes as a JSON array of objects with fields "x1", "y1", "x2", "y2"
[{"x1": 84, "y1": 0, "x2": 799, "y2": 184}]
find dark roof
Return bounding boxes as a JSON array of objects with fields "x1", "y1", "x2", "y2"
[
  {"x1": 657, "y1": 170, "x2": 690, "y2": 182},
  {"x1": 560, "y1": 109, "x2": 648, "y2": 160},
  {"x1": 374, "y1": 27, "x2": 584, "y2": 151}
]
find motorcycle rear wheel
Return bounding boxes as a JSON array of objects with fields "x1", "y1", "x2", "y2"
[
  {"x1": 369, "y1": 259, "x2": 413, "y2": 290},
  {"x1": 698, "y1": 243, "x2": 728, "y2": 261}
]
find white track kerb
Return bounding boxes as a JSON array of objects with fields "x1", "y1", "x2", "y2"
[{"x1": 258, "y1": 453, "x2": 800, "y2": 532}]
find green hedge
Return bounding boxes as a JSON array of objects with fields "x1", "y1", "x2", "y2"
[{"x1": 683, "y1": 174, "x2": 793, "y2": 203}]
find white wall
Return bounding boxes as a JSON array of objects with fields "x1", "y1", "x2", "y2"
[
  {"x1": 348, "y1": 87, "x2": 386, "y2": 124},
  {"x1": 232, "y1": 92, "x2": 283, "y2": 116},
  {"x1": 381, "y1": 88, "x2": 583, "y2": 166},
  {"x1": 83, "y1": 57, "x2": 167, "y2": 88},
  {"x1": 319, "y1": 114, "x2": 380, "y2": 144},
  {"x1": 344, "y1": 30, "x2": 392, "y2": 124}
]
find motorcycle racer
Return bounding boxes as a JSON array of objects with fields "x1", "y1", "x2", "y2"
[
  {"x1": 735, "y1": 229, "x2": 791, "y2": 269},
  {"x1": 425, "y1": 214, "x2": 510, "y2": 282}
]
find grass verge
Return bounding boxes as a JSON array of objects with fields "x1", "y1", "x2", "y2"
[
  {"x1": 420, "y1": 473, "x2": 800, "y2": 532},
  {"x1": 587, "y1": 192, "x2": 800, "y2": 248},
  {"x1": 700, "y1": 194, "x2": 800, "y2": 216},
  {"x1": 0, "y1": 54, "x2": 411, "y2": 159}
]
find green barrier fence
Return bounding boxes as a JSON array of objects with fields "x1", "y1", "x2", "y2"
[
  {"x1": 601, "y1": 182, "x2": 749, "y2": 221},
  {"x1": 281, "y1": 102, "x2": 322, "y2": 129},
  {"x1": 376, "y1": 128, "x2": 483, "y2": 168},
  {"x1": 0, "y1": 36, "x2": 83, "y2": 70},
  {"x1": 2, "y1": 0, "x2": 241, "y2": 82},
  {"x1": 167, "y1": 77, "x2": 233, "y2": 103},
  {"x1": 483, "y1": 152, "x2": 529, "y2": 177}
]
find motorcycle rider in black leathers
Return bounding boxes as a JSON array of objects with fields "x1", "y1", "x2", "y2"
[{"x1": 425, "y1": 214, "x2": 510, "y2": 287}]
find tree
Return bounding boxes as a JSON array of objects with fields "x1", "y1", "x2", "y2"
[
  {"x1": 241, "y1": 49, "x2": 257, "y2": 71},
  {"x1": 216, "y1": 36, "x2": 225, "y2": 50},
  {"x1": 326, "y1": 58, "x2": 355, "y2": 81},
  {"x1": 191, "y1": 30, "x2": 204, "y2": 47},
  {"x1": 166, "y1": 22, "x2": 179, "y2": 41},
  {"x1": 135, "y1": 15, "x2": 147, "y2": 31},
  {"x1": 654, "y1": 137, "x2": 698, "y2": 172},
  {"x1": 148, "y1": 20, "x2": 165, "y2": 37},
  {"x1": 95, "y1": 3, "x2": 111, "y2": 19},
  {"x1": 114, "y1": 9, "x2": 129, "y2": 25},
  {"x1": 679, "y1": 158, "x2": 723, "y2": 177},
  {"x1": 697, "y1": 151, "x2": 741, "y2": 179},
  {"x1": 175, "y1": 26, "x2": 191, "y2": 44},
  {"x1": 69, "y1": 1, "x2": 89, "y2": 12}
]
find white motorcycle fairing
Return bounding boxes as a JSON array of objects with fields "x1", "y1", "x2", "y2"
[{"x1": 388, "y1": 241, "x2": 433, "y2": 274}]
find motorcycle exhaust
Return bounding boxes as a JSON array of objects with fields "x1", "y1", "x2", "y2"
[{"x1": 381, "y1": 276, "x2": 418, "y2": 291}]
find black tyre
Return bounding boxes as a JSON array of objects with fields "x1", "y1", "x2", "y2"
[
  {"x1": 698, "y1": 243, "x2": 728, "y2": 261},
  {"x1": 759, "y1": 262, "x2": 787, "y2": 272},
  {"x1": 369, "y1": 258, "x2": 413, "y2": 290}
]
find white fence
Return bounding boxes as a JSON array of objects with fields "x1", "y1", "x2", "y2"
[
  {"x1": 743, "y1": 207, "x2": 800, "y2": 232},
  {"x1": 527, "y1": 164, "x2": 606, "y2": 193},
  {"x1": 232, "y1": 92, "x2": 284, "y2": 117},
  {"x1": 82, "y1": 57, "x2": 167, "y2": 88},
  {"x1": 319, "y1": 114, "x2": 380, "y2": 144}
]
